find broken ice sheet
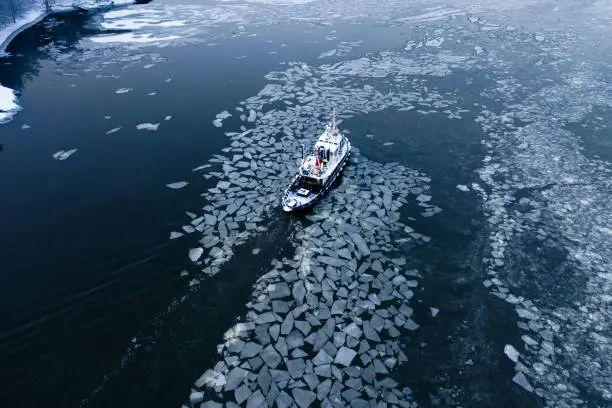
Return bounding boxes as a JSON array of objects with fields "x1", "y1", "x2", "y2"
[{"x1": 176, "y1": 46, "x2": 450, "y2": 408}]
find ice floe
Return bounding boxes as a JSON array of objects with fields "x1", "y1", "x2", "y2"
[
  {"x1": 503, "y1": 344, "x2": 519, "y2": 363},
  {"x1": 101, "y1": 17, "x2": 186, "y2": 31},
  {"x1": 170, "y1": 231, "x2": 184, "y2": 240},
  {"x1": 167, "y1": 181, "x2": 188, "y2": 189},
  {"x1": 189, "y1": 248, "x2": 204, "y2": 263},
  {"x1": 213, "y1": 110, "x2": 232, "y2": 128},
  {"x1": 136, "y1": 123, "x2": 160, "y2": 131},
  {"x1": 91, "y1": 33, "x2": 180, "y2": 44},
  {"x1": 106, "y1": 127, "x2": 122, "y2": 135},
  {"x1": 512, "y1": 372, "x2": 533, "y2": 393},
  {"x1": 425, "y1": 37, "x2": 445, "y2": 47},
  {"x1": 52, "y1": 149, "x2": 78, "y2": 160}
]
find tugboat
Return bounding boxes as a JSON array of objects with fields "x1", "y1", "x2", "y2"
[{"x1": 282, "y1": 110, "x2": 351, "y2": 212}]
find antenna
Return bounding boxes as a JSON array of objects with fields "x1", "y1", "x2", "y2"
[{"x1": 331, "y1": 107, "x2": 337, "y2": 132}]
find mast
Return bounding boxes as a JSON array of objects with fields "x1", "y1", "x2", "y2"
[
  {"x1": 332, "y1": 108, "x2": 336, "y2": 130},
  {"x1": 329, "y1": 107, "x2": 337, "y2": 135}
]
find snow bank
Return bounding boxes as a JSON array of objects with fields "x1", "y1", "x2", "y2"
[
  {"x1": 0, "y1": 84, "x2": 21, "y2": 124},
  {"x1": 0, "y1": 10, "x2": 48, "y2": 56}
]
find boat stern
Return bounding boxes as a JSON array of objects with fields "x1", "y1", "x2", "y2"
[
  {"x1": 282, "y1": 197, "x2": 298, "y2": 212},
  {"x1": 282, "y1": 190, "x2": 316, "y2": 212}
]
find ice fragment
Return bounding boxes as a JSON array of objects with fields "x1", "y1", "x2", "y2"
[{"x1": 167, "y1": 181, "x2": 188, "y2": 189}]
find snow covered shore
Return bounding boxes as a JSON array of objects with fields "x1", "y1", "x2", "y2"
[
  {"x1": 0, "y1": 9, "x2": 50, "y2": 56},
  {"x1": 1, "y1": 1, "x2": 135, "y2": 54},
  {"x1": 0, "y1": 0, "x2": 135, "y2": 124}
]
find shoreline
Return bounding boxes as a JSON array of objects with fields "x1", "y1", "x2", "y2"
[
  {"x1": 0, "y1": 10, "x2": 50, "y2": 56},
  {"x1": 0, "y1": 0, "x2": 136, "y2": 56},
  {"x1": 0, "y1": 0, "x2": 136, "y2": 124}
]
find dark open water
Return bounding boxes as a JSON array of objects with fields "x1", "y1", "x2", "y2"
[{"x1": 1, "y1": 1, "x2": 611, "y2": 407}]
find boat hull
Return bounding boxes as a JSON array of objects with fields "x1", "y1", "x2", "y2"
[{"x1": 282, "y1": 142, "x2": 351, "y2": 212}]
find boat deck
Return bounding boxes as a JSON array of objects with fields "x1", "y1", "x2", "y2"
[{"x1": 300, "y1": 155, "x2": 332, "y2": 179}]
